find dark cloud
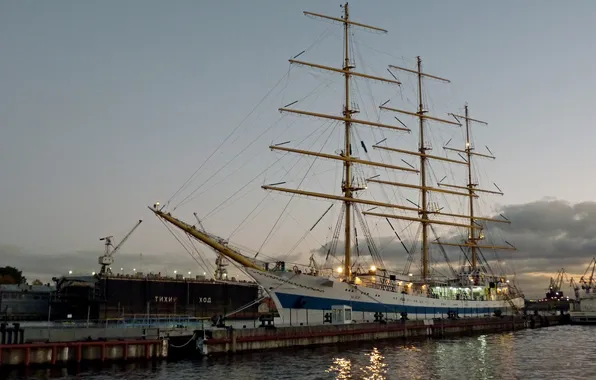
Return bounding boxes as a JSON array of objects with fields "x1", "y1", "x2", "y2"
[
  {"x1": 309, "y1": 198, "x2": 596, "y2": 298},
  {"x1": 488, "y1": 199, "x2": 596, "y2": 279}
]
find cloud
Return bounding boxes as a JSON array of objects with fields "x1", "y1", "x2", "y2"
[{"x1": 309, "y1": 198, "x2": 596, "y2": 298}]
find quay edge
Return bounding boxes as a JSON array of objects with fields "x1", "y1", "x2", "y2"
[
  {"x1": 195, "y1": 315, "x2": 567, "y2": 356},
  {"x1": 0, "y1": 339, "x2": 167, "y2": 366}
]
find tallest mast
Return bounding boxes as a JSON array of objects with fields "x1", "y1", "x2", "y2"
[
  {"x1": 416, "y1": 57, "x2": 430, "y2": 280},
  {"x1": 342, "y1": 2, "x2": 353, "y2": 281}
]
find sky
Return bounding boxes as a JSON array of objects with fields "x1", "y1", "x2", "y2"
[{"x1": 2, "y1": 0, "x2": 596, "y2": 298}]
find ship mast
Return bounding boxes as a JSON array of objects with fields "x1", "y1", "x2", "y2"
[
  {"x1": 342, "y1": 2, "x2": 353, "y2": 281},
  {"x1": 465, "y1": 105, "x2": 477, "y2": 269},
  {"x1": 464, "y1": 105, "x2": 479, "y2": 269},
  {"x1": 361, "y1": 60, "x2": 518, "y2": 279},
  {"x1": 416, "y1": 57, "x2": 430, "y2": 280},
  {"x1": 149, "y1": 4, "x2": 515, "y2": 281},
  {"x1": 371, "y1": 58, "x2": 455, "y2": 280},
  {"x1": 439, "y1": 106, "x2": 517, "y2": 268}
]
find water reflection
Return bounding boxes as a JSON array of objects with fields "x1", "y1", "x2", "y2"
[
  {"x1": 3, "y1": 325, "x2": 595, "y2": 380},
  {"x1": 362, "y1": 347, "x2": 387, "y2": 380},
  {"x1": 327, "y1": 357, "x2": 352, "y2": 379},
  {"x1": 327, "y1": 347, "x2": 387, "y2": 380}
]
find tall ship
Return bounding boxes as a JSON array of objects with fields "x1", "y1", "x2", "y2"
[
  {"x1": 148, "y1": 3, "x2": 524, "y2": 324},
  {"x1": 50, "y1": 219, "x2": 260, "y2": 322}
]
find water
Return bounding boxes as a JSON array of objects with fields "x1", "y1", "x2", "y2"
[{"x1": 3, "y1": 325, "x2": 594, "y2": 379}]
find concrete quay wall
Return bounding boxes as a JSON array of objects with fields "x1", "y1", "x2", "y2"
[
  {"x1": 198, "y1": 315, "x2": 562, "y2": 355},
  {"x1": 0, "y1": 339, "x2": 167, "y2": 366}
]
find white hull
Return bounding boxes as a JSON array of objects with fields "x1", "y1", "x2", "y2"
[
  {"x1": 569, "y1": 311, "x2": 596, "y2": 324},
  {"x1": 570, "y1": 294, "x2": 596, "y2": 324},
  {"x1": 247, "y1": 269, "x2": 524, "y2": 324}
]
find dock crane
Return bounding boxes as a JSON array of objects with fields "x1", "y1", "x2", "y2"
[
  {"x1": 579, "y1": 257, "x2": 596, "y2": 293},
  {"x1": 98, "y1": 219, "x2": 143, "y2": 275},
  {"x1": 546, "y1": 268, "x2": 567, "y2": 299},
  {"x1": 569, "y1": 277, "x2": 580, "y2": 301}
]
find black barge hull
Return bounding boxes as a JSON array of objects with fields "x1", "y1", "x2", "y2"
[{"x1": 50, "y1": 275, "x2": 259, "y2": 321}]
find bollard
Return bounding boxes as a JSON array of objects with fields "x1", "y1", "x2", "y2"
[
  {"x1": 6, "y1": 329, "x2": 12, "y2": 345},
  {"x1": 12, "y1": 323, "x2": 20, "y2": 344},
  {"x1": 18, "y1": 328, "x2": 24, "y2": 344},
  {"x1": 0, "y1": 322, "x2": 6, "y2": 345}
]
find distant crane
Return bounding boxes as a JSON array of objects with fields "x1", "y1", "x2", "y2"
[
  {"x1": 579, "y1": 257, "x2": 596, "y2": 293},
  {"x1": 546, "y1": 268, "x2": 568, "y2": 299},
  {"x1": 98, "y1": 219, "x2": 143, "y2": 275},
  {"x1": 569, "y1": 277, "x2": 580, "y2": 301}
]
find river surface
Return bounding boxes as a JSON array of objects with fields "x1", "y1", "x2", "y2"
[{"x1": 3, "y1": 325, "x2": 594, "y2": 379}]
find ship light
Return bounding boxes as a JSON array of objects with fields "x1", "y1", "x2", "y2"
[
  {"x1": 506, "y1": 280, "x2": 510, "y2": 283},
  {"x1": 354, "y1": 277, "x2": 362, "y2": 285},
  {"x1": 337, "y1": 267, "x2": 343, "y2": 273},
  {"x1": 370, "y1": 265, "x2": 376, "y2": 272},
  {"x1": 92, "y1": 271, "x2": 96, "y2": 275},
  {"x1": 68, "y1": 270, "x2": 72, "y2": 275},
  {"x1": 154, "y1": 202, "x2": 160, "y2": 209},
  {"x1": 408, "y1": 273, "x2": 413, "y2": 277}
]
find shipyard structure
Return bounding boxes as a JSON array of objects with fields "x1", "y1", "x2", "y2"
[
  {"x1": 0, "y1": 284, "x2": 54, "y2": 321},
  {"x1": 49, "y1": 272, "x2": 259, "y2": 321},
  {"x1": 49, "y1": 221, "x2": 260, "y2": 322},
  {"x1": 1, "y1": 219, "x2": 261, "y2": 323}
]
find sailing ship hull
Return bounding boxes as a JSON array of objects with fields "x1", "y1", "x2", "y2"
[{"x1": 247, "y1": 269, "x2": 524, "y2": 323}]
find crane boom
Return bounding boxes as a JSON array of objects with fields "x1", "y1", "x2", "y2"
[{"x1": 98, "y1": 219, "x2": 143, "y2": 274}]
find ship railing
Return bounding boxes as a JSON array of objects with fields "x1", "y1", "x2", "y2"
[{"x1": 47, "y1": 315, "x2": 209, "y2": 329}]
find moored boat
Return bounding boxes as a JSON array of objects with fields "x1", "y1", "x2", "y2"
[{"x1": 149, "y1": 2, "x2": 524, "y2": 324}]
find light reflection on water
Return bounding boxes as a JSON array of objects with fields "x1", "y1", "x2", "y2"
[{"x1": 3, "y1": 325, "x2": 594, "y2": 380}]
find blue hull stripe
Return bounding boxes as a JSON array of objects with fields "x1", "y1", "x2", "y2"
[{"x1": 276, "y1": 292, "x2": 507, "y2": 314}]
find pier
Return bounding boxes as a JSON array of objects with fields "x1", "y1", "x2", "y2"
[
  {"x1": 0, "y1": 321, "x2": 181, "y2": 367},
  {"x1": 0, "y1": 339, "x2": 167, "y2": 366},
  {"x1": 195, "y1": 314, "x2": 565, "y2": 356},
  {"x1": 0, "y1": 312, "x2": 567, "y2": 366}
]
